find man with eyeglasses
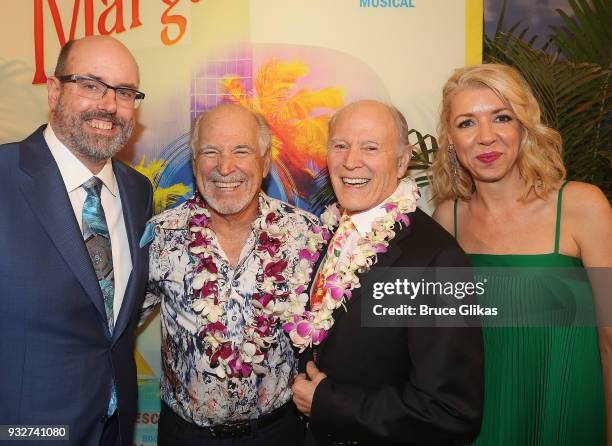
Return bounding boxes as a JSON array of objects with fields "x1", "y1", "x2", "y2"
[{"x1": 0, "y1": 35, "x2": 152, "y2": 446}]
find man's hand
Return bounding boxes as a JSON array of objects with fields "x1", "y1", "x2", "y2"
[{"x1": 292, "y1": 361, "x2": 327, "y2": 417}]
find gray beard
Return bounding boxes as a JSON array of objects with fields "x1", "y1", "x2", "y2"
[
  {"x1": 52, "y1": 97, "x2": 134, "y2": 162},
  {"x1": 201, "y1": 172, "x2": 253, "y2": 215}
]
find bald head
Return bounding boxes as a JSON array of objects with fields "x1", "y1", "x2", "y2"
[
  {"x1": 326, "y1": 99, "x2": 411, "y2": 214},
  {"x1": 48, "y1": 35, "x2": 141, "y2": 173},
  {"x1": 329, "y1": 100, "x2": 410, "y2": 155},
  {"x1": 54, "y1": 36, "x2": 139, "y2": 84}
]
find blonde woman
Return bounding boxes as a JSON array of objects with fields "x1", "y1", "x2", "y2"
[{"x1": 432, "y1": 63, "x2": 612, "y2": 445}]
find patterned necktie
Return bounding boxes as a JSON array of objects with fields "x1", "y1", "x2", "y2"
[
  {"x1": 310, "y1": 215, "x2": 356, "y2": 311},
  {"x1": 82, "y1": 176, "x2": 117, "y2": 415}
]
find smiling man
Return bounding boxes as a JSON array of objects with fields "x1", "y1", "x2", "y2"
[
  {"x1": 0, "y1": 36, "x2": 153, "y2": 446},
  {"x1": 292, "y1": 100, "x2": 484, "y2": 446},
  {"x1": 141, "y1": 104, "x2": 317, "y2": 445}
]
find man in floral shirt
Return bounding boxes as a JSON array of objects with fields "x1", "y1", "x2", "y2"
[{"x1": 141, "y1": 104, "x2": 318, "y2": 445}]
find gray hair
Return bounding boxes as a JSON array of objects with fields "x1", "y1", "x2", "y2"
[
  {"x1": 190, "y1": 106, "x2": 272, "y2": 158},
  {"x1": 328, "y1": 101, "x2": 410, "y2": 155},
  {"x1": 388, "y1": 104, "x2": 410, "y2": 155}
]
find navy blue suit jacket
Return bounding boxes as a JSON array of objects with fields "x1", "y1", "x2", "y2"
[{"x1": 0, "y1": 126, "x2": 153, "y2": 445}]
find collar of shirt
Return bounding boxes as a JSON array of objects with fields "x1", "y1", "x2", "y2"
[
  {"x1": 44, "y1": 124, "x2": 117, "y2": 196},
  {"x1": 346, "y1": 180, "x2": 404, "y2": 237}
]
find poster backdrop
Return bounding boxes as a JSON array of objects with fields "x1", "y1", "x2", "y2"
[{"x1": 0, "y1": 1, "x2": 482, "y2": 443}]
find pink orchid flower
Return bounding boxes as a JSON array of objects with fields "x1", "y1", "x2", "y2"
[
  {"x1": 198, "y1": 281, "x2": 218, "y2": 299},
  {"x1": 265, "y1": 211, "x2": 279, "y2": 225},
  {"x1": 374, "y1": 242, "x2": 388, "y2": 254},
  {"x1": 258, "y1": 232, "x2": 282, "y2": 256},
  {"x1": 189, "y1": 213, "x2": 208, "y2": 228},
  {"x1": 265, "y1": 259, "x2": 288, "y2": 282},
  {"x1": 311, "y1": 328, "x2": 328, "y2": 344},
  {"x1": 228, "y1": 357, "x2": 252, "y2": 378},
  {"x1": 324, "y1": 273, "x2": 345, "y2": 301},
  {"x1": 396, "y1": 213, "x2": 411, "y2": 226},
  {"x1": 299, "y1": 248, "x2": 319, "y2": 263}
]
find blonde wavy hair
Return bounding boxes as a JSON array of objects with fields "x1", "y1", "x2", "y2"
[{"x1": 432, "y1": 63, "x2": 565, "y2": 203}]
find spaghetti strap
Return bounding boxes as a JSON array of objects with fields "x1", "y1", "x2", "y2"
[
  {"x1": 453, "y1": 198, "x2": 458, "y2": 240},
  {"x1": 554, "y1": 181, "x2": 569, "y2": 254}
]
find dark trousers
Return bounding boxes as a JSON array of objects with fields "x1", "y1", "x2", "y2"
[
  {"x1": 99, "y1": 412, "x2": 119, "y2": 446},
  {"x1": 158, "y1": 402, "x2": 305, "y2": 446}
]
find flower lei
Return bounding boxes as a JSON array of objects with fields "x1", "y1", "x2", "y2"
[
  {"x1": 187, "y1": 193, "x2": 294, "y2": 379},
  {"x1": 281, "y1": 177, "x2": 420, "y2": 351}
]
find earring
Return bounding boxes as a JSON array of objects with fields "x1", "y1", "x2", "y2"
[{"x1": 447, "y1": 144, "x2": 459, "y2": 181}]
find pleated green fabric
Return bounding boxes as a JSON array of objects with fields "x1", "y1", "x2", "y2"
[
  {"x1": 468, "y1": 253, "x2": 605, "y2": 446},
  {"x1": 455, "y1": 182, "x2": 606, "y2": 445}
]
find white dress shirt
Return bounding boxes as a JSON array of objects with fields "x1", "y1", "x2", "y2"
[
  {"x1": 336, "y1": 180, "x2": 409, "y2": 271},
  {"x1": 44, "y1": 124, "x2": 131, "y2": 322}
]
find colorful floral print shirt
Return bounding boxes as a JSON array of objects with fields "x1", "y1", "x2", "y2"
[{"x1": 141, "y1": 193, "x2": 318, "y2": 426}]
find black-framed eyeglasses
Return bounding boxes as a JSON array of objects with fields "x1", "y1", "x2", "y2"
[{"x1": 57, "y1": 74, "x2": 146, "y2": 109}]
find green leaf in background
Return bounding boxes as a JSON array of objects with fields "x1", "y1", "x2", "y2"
[{"x1": 484, "y1": 0, "x2": 611, "y2": 197}]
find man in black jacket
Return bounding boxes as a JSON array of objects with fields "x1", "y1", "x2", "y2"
[{"x1": 292, "y1": 100, "x2": 484, "y2": 446}]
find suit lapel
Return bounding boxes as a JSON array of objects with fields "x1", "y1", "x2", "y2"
[
  {"x1": 19, "y1": 127, "x2": 108, "y2": 322},
  {"x1": 112, "y1": 161, "x2": 145, "y2": 342}
]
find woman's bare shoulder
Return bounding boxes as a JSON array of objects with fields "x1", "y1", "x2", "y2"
[
  {"x1": 432, "y1": 199, "x2": 455, "y2": 235},
  {"x1": 562, "y1": 181, "x2": 610, "y2": 220},
  {"x1": 561, "y1": 181, "x2": 612, "y2": 265}
]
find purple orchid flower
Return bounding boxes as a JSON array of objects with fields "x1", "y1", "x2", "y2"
[
  {"x1": 254, "y1": 292, "x2": 273, "y2": 308},
  {"x1": 204, "y1": 321, "x2": 226, "y2": 336},
  {"x1": 189, "y1": 231, "x2": 207, "y2": 246},
  {"x1": 187, "y1": 193, "x2": 205, "y2": 209},
  {"x1": 228, "y1": 357, "x2": 252, "y2": 378},
  {"x1": 296, "y1": 320, "x2": 312, "y2": 338},
  {"x1": 202, "y1": 255, "x2": 218, "y2": 273},
  {"x1": 299, "y1": 248, "x2": 319, "y2": 263},
  {"x1": 282, "y1": 321, "x2": 295, "y2": 334},
  {"x1": 265, "y1": 259, "x2": 288, "y2": 281},
  {"x1": 311, "y1": 328, "x2": 328, "y2": 344},
  {"x1": 209, "y1": 342, "x2": 233, "y2": 366},
  {"x1": 189, "y1": 213, "x2": 209, "y2": 228},
  {"x1": 198, "y1": 281, "x2": 218, "y2": 299},
  {"x1": 254, "y1": 315, "x2": 273, "y2": 336},
  {"x1": 374, "y1": 243, "x2": 388, "y2": 254},
  {"x1": 265, "y1": 211, "x2": 278, "y2": 225},
  {"x1": 396, "y1": 213, "x2": 411, "y2": 226},
  {"x1": 322, "y1": 228, "x2": 332, "y2": 241},
  {"x1": 258, "y1": 232, "x2": 282, "y2": 256},
  {"x1": 324, "y1": 273, "x2": 345, "y2": 301}
]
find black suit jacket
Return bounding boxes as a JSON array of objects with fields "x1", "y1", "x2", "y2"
[
  {"x1": 0, "y1": 126, "x2": 153, "y2": 446},
  {"x1": 305, "y1": 208, "x2": 484, "y2": 446}
]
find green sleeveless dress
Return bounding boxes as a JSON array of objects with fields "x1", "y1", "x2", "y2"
[{"x1": 455, "y1": 183, "x2": 606, "y2": 445}]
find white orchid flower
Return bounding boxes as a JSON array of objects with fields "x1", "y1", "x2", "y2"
[{"x1": 192, "y1": 271, "x2": 216, "y2": 290}]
